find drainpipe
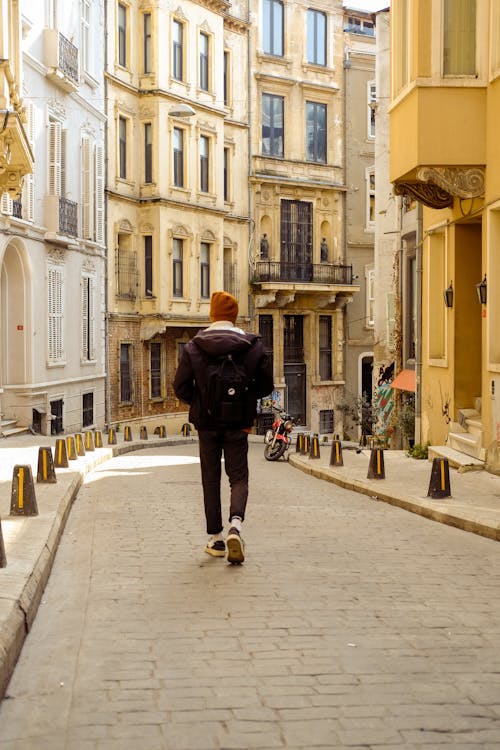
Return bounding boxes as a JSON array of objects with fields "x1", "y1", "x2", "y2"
[
  {"x1": 104, "y1": 4, "x2": 111, "y2": 430},
  {"x1": 415, "y1": 202, "x2": 423, "y2": 443},
  {"x1": 247, "y1": 4, "x2": 254, "y2": 327}
]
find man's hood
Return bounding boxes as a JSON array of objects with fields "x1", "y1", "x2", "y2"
[{"x1": 192, "y1": 328, "x2": 260, "y2": 358}]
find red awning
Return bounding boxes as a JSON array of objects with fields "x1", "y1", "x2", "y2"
[{"x1": 390, "y1": 369, "x2": 416, "y2": 392}]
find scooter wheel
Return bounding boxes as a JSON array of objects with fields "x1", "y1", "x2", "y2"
[{"x1": 264, "y1": 441, "x2": 287, "y2": 461}]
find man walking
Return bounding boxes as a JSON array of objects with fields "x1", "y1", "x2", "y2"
[{"x1": 173, "y1": 291, "x2": 274, "y2": 564}]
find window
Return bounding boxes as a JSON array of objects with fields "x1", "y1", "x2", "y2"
[
  {"x1": 82, "y1": 392, "x2": 94, "y2": 428},
  {"x1": 116, "y1": 233, "x2": 137, "y2": 299},
  {"x1": 199, "y1": 32, "x2": 209, "y2": 90},
  {"x1": 118, "y1": 2, "x2": 127, "y2": 67},
  {"x1": 306, "y1": 102, "x2": 326, "y2": 163},
  {"x1": 366, "y1": 267, "x2": 375, "y2": 327},
  {"x1": 262, "y1": 93, "x2": 284, "y2": 157},
  {"x1": 263, "y1": 0, "x2": 283, "y2": 56},
  {"x1": 81, "y1": 0, "x2": 91, "y2": 73},
  {"x1": 200, "y1": 135, "x2": 209, "y2": 192},
  {"x1": 150, "y1": 342, "x2": 161, "y2": 399},
  {"x1": 319, "y1": 409, "x2": 334, "y2": 433},
  {"x1": 172, "y1": 19, "x2": 184, "y2": 81},
  {"x1": 118, "y1": 116, "x2": 127, "y2": 179},
  {"x1": 81, "y1": 274, "x2": 95, "y2": 361},
  {"x1": 259, "y1": 315, "x2": 274, "y2": 377},
  {"x1": 367, "y1": 81, "x2": 376, "y2": 138},
  {"x1": 345, "y1": 15, "x2": 374, "y2": 36},
  {"x1": 200, "y1": 242, "x2": 210, "y2": 298},
  {"x1": 173, "y1": 238, "x2": 183, "y2": 297},
  {"x1": 443, "y1": 0, "x2": 476, "y2": 76},
  {"x1": 48, "y1": 265, "x2": 64, "y2": 362},
  {"x1": 120, "y1": 343, "x2": 132, "y2": 402},
  {"x1": 366, "y1": 168, "x2": 375, "y2": 227},
  {"x1": 173, "y1": 127, "x2": 184, "y2": 187},
  {"x1": 143, "y1": 12, "x2": 151, "y2": 73},
  {"x1": 307, "y1": 9, "x2": 326, "y2": 66},
  {"x1": 224, "y1": 50, "x2": 230, "y2": 106},
  {"x1": 319, "y1": 316, "x2": 332, "y2": 380},
  {"x1": 144, "y1": 235, "x2": 153, "y2": 296},
  {"x1": 224, "y1": 147, "x2": 229, "y2": 202},
  {"x1": 144, "y1": 123, "x2": 152, "y2": 183},
  {"x1": 284, "y1": 315, "x2": 304, "y2": 362}
]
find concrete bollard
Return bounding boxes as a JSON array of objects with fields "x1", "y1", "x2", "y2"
[
  {"x1": 10, "y1": 465, "x2": 38, "y2": 516},
  {"x1": 66, "y1": 435, "x2": 77, "y2": 460},
  {"x1": 181, "y1": 423, "x2": 191, "y2": 436},
  {"x1": 427, "y1": 457, "x2": 451, "y2": 499},
  {"x1": 296, "y1": 432, "x2": 304, "y2": 453},
  {"x1": 54, "y1": 438, "x2": 69, "y2": 468},
  {"x1": 309, "y1": 433, "x2": 320, "y2": 459},
  {"x1": 330, "y1": 439, "x2": 344, "y2": 467},
  {"x1": 74, "y1": 433, "x2": 85, "y2": 456},
  {"x1": 84, "y1": 430, "x2": 95, "y2": 451},
  {"x1": 367, "y1": 448, "x2": 385, "y2": 479},
  {"x1": 140, "y1": 426, "x2": 148, "y2": 440},
  {"x1": 0, "y1": 520, "x2": 6, "y2": 567},
  {"x1": 301, "y1": 434, "x2": 311, "y2": 456},
  {"x1": 37, "y1": 447, "x2": 57, "y2": 483},
  {"x1": 94, "y1": 430, "x2": 103, "y2": 448},
  {"x1": 154, "y1": 425, "x2": 167, "y2": 438},
  {"x1": 124, "y1": 425, "x2": 133, "y2": 442},
  {"x1": 108, "y1": 427, "x2": 117, "y2": 445}
]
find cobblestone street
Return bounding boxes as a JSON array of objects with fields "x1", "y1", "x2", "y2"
[{"x1": 1, "y1": 442, "x2": 500, "y2": 750}]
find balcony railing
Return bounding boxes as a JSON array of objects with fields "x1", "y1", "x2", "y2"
[
  {"x1": 59, "y1": 196, "x2": 78, "y2": 237},
  {"x1": 252, "y1": 261, "x2": 354, "y2": 285},
  {"x1": 58, "y1": 33, "x2": 79, "y2": 84}
]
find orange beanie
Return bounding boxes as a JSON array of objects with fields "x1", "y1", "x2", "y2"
[{"x1": 210, "y1": 291, "x2": 239, "y2": 323}]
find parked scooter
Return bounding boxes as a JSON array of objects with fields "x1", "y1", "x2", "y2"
[{"x1": 263, "y1": 408, "x2": 294, "y2": 461}]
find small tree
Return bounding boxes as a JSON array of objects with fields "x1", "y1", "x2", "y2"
[{"x1": 337, "y1": 390, "x2": 377, "y2": 440}]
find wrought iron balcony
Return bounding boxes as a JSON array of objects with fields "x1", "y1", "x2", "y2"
[
  {"x1": 12, "y1": 199, "x2": 22, "y2": 219},
  {"x1": 252, "y1": 261, "x2": 354, "y2": 285},
  {"x1": 58, "y1": 34, "x2": 79, "y2": 84},
  {"x1": 59, "y1": 197, "x2": 78, "y2": 237},
  {"x1": 44, "y1": 30, "x2": 79, "y2": 92}
]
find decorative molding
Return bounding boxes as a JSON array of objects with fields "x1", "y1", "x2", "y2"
[
  {"x1": 47, "y1": 98, "x2": 66, "y2": 120},
  {"x1": 117, "y1": 219, "x2": 133, "y2": 233},
  {"x1": 47, "y1": 248, "x2": 65, "y2": 264},
  {"x1": 394, "y1": 181, "x2": 453, "y2": 210},
  {"x1": 417, "y1": 166, "x2": 485, "y2": 199}
]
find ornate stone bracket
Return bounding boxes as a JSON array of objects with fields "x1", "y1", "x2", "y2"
[{"x1": 394, "y1": 166, "x2": 485, "y2": 209}]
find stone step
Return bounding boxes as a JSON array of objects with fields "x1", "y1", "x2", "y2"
[
  {"x1": 428, "y1": 445, "x2": 485, "y2": 472},
  {"x1": 447, "y1": 431, "x2": 487, "y2": 461},
  {"x1": 1, "y1": 426, "x2": 29, "y2": 437},
  {"x1": 457, "y1": 408, "x2": 480, "y2": 428},
  {"x1": 465, "y1": 418, "x2": 483, "y2": 436}
]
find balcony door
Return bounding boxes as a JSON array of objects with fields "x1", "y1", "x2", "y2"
[
  {"x1": 280, "y1": 200, "x2": 313, "y2": 281},
  {"x1": 284, "y1": 315, "x2": 306, "y2": 424}
]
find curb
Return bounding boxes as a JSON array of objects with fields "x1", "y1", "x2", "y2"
[
  {"x1": 288, "y1": 454, "x2": 500, "y2": 544},
  {"x1": 0, "y1": 436, "x2": 196, "y2": 699}
]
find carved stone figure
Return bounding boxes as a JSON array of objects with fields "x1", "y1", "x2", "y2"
[
  {"x1": 320, "y1": 237, "x2": 328, "y2": 262},
  {"x1": 260, "y1": 233, "x2": 269, "y2": 258}
]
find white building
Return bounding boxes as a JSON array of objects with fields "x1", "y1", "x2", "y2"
[{"x1": 0, "y1": 0, "x2": 106, "y2": 436}]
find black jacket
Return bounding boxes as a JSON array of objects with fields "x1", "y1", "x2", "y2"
[{"x1": 173, "y1": 326, "x2": 274, "y2": 430}]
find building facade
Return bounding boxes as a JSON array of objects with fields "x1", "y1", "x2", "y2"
[
  {"x1": 343, "y1": 6, "x2": 376, "y2": 440},
  {"x1": 105, "y1": 0, "x2": 251, "y2": 432},
  {"x1": 0, "y1": 0, "x2": 106, "y2": 436},
  {"x1": 390, "y1": 0, "x2": 500, "y2": 471},
  {"x1": 248, "y1": 0, "x2": 358, "y2": 434}
]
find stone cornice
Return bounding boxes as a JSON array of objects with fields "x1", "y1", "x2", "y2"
[{"x1": 394, "y1": 166, "x2": 485, "y2": 209}]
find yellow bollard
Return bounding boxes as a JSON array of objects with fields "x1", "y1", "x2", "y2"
[
  {"x1": 108, "y1": 427, "x2": 117, "y2": 445},
  {"x1": 74, "y1": 433, "x2": 85, "y2": 456},
  {"x1": 10, "y1": 465, "x2": 38, "y2": 516},
  {"x1": 37, "y1": 447, "x2": 57, "y2": 483},
  {"x1": 309, "y1": 433, "x2": 320, "y2": 459},
  {"x1": 54, "y1": 438, "x2": 69, "y2": 468},
  {"x1": 84, "y1": 430, "x2": 95, "y2": 451},
  {"x1": 66, "y1": 435, "x2": 77, "y2": 460},
  {"x1": 367, "y1": 448, "x2": 385, "y2": 479},
  {"x1": 140, "y1": 426, "x2": 148, "y2": 440},
  {"x1": 124, "y1": 425, "x2": 133, "y2": 442},
  {"x1": 94, "y1": 430, "x2": 103, "y2": 448},
  {"x1": 330, "y1": 439, "x2": 343, "y2": 467}
]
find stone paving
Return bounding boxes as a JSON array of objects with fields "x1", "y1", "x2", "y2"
[{"x1": 1, "y1": 442, "x2": 500, "y2": 749}]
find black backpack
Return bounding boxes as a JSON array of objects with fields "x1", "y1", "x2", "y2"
[{"x1": 204, "y1": 352, "x2": 252, "y2": 428}]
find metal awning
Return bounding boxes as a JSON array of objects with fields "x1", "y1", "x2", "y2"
[{"x1": 390, "y1": 369, "x2": 416, "y2": 392}]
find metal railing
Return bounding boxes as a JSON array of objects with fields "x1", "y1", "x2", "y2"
[
  {"x1": 59, "y1": 33, "x2": 79, "y2": 84},
  {"x1": 252, "y1": 261, "x2": 354, "y2": 285},
  {"x1": 59, "y1": 197, "x2": 78, "y2": 237}
]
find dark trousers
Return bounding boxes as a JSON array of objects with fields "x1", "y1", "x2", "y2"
[{"x1": 198, "y1": 430, "x2": 249, "y2": 535}]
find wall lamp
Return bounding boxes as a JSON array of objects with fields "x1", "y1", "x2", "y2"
[
  {"x1": 168, "y1": 103, "x2": 196, "y2": 118},
  {"x1": 476, "y1": 274, "x2": 487, "y2": 304},
  {"x1": 444, "y1": 282, "x2": 453, "y2": 308}
]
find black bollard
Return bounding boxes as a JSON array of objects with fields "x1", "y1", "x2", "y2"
[
  {"x1": 367, "y1": 448, "x2": 385, "y2": 479},
  {"x1": 10, "y1": 465, "x2": 38, "y2": 516},
  {"x1": 330, "y1": 439, "x2": 343, "y2": 467},
  {"x1": 37, "y1": 447, "x2": 57, "y2": 483},
  {"x1": 427, "y1": 457, "x2": 451, "y2": 499}
]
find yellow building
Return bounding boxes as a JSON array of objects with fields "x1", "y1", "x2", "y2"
[
  {"x1": 105, "y1": 0, "x2": 250, "y2": 430},
  {"x1": 390, "y1": 0, "x2": 500, "y2": 472}
]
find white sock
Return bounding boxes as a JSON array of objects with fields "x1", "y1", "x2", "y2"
[
  {"x1": 230, "y1": 516, "x2": 242, "y2": 532},
  {"x1": 211, "y1": 532, "x2": 224, "y2": 543}
]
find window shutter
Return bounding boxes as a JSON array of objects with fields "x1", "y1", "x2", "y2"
[
  {"x1": 48, "y1": 266, "x2": 64, "y2": 361},
  {"x1": 61, "y1": 128, "x2": 67, "y2": 197},
  {"x1": 1, "y1": 193, "x2": 13, "y2": 215},
  {"x1": 81, "y1": 136, "x2": 93, "y2": 239},
  {"x1": 48, "y1": 121, "x2": 62, "y2": 196},
  {"x1": 81, "y1": 276, "x2": 89, "y2": 359},
  {"x1": 95, "y1": 143, "x2": 104, "y2": 244},
  {"x1": 89, "y1": 276, "x2": 95, "y2": 359},
  {"x1": 23, "y1": 103, "x2": 35, "y2": 221}
]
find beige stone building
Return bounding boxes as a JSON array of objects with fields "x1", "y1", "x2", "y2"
[
  {"x1": 248, "y1": 0, "x2": 358, "y2": 433},
  {"x1": 106, "y1": 0, "x2": 250, "y2": 431}
]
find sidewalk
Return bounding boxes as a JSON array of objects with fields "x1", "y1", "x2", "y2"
[{"x1": 1, "y1": 431, "x2": 500, "y2": 703}]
